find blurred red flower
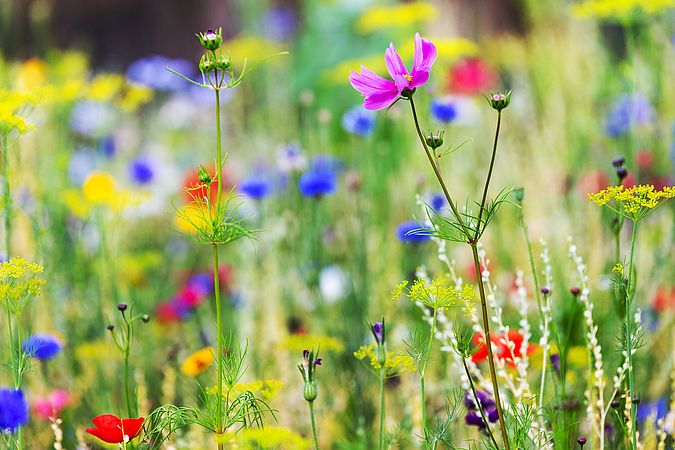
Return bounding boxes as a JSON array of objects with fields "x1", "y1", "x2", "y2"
[
  {"x1": 86, "y1": 414, "x2": 144, "y2": 444},
  {"x1": 182, "y1": 166, "x2": 233, "y2": 203},
  {"x1": 472, "y1": 330, "x2": 536, "y2": 367},
  {"x1": 653, "y1": 287, "x2": 675, "y2": 313},
  {"x1": 448, "y1": 58, "x2": 497, "y2": 95}
]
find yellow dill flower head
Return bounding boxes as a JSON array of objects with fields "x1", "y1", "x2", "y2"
[
  {"x1": 82, "y1": 171, "x2": 116, "y2": 205},
  {"x1": 279, "y1": 333, "x2": 344, "y2": 353},
  {"x1": 391, "y1": 280, "x2": 409, "y2": 301},
  {"x1": 354, "y1": 343, "x2": 416, "y2": 374},
  {"x1": 16, "y1": 58, "x2": 48, "y2": 90},
  {"x1": 0, "y1": 113, "x2": 34, "y2": 135},
  {"x1": 589, "y1": 184, "x2": 674, "y2": 220},
  {"x1": 180, "y1": 347, "x2": 215, "y2": 377},
  {"x1": 218, "y1": 426, "x2": 310, "y2": 448},
  {"x1": 0, "y1": 257, "x2": 45, "y2": 305},
  {"x1": 86, "y1": 73, "x2": 125, "y2": 102},
  {"x1": 572, "y1": 0, "x2": 674, "y2": 21},
  {"x1": 356, "y1": 2, "x2": 437, "y2": 34},
  {"x1": 405, "y1": 275, "x2": 476, "y2": 316}
]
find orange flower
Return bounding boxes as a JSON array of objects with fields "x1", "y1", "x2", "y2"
[{"x1": 180, "y1": 347, "x2": 214, "y2": 377}]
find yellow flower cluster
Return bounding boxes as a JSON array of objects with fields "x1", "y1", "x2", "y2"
[
  {"x1": 572, "y1": 0, "x2": 674, "y2": 20},
  {"x1": 0, "y1": 90, "x2": 37, "y2": 134},
  {"x1": 589, "y1": 184, "x2": 674, "y2": 219},
  {"x1": 218, "y1": 426, "x2": 310, "y2": 449},
  {"x1": 354, "y1": 343, "x2": 416, "y2": 373},
  {"x1": 0, "y1": 258, "x2": 45, "y2": 306},
  {"x1": 279, "y1": 333, "x2": 344, "y2": 353},
  {"x1": 62, "y1": 171, "x2": 142, "y2": 218},
  {"x1": 356, "y1": 2, "x2": 437, "y2": 34},
  {"x1": 207, "y1": 379, "x2": 284, "y2": 400},
  {"x1": 394, "y1": 275, "x2": 476, "y2": 316}
]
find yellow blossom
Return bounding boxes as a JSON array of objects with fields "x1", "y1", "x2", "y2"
[
  {"x1": 220, "y1": 36, "x2": 284, "y2": 70},
  {"x1": 207, "y1": 379, "x2": 284, "y2": 400},
  {"x1": 82, "y1": 171, "x2": 116, "y2": 205},
  {"x1": 117, "y1": 83, "x2": 154, "y2": 112},
  {"x1": 279, "y1": 334, "x2": 344, "y2": 353},
  {"x1": 180, "y1": 347, "x2": 215, "y2": 377},
  {"x1": 16, "y1": 58, "x2": 48, "y2": 90},
  {"x1": 572, "y1": 0, "x2": 674, "y2": 21},
  {"x1": 354, "y1": 343, "x2": 416, "y2": 374},
  {"x1": 589, "y1": 184, "x2": 674, "y2": 220},
  {"x1": 405, "y1": 275, "x2": 476, "y2": 317},
  {"x1": 175, "y1": 205, "x2": 211, "y2": 234},
  {"x1": 356, "y1": 2, "x2": 437, "y2": 34},
  {"x1": 86, "y1": 73, "x2": 125, "y2": 102},
  {"x1": 218, "y1": 426, "x2": 310, "y2": 448},
  {"x1": 76, "y1": 340, "x2": 122, "y2": 361}
]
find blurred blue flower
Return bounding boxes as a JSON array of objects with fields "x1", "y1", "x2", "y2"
[
  {"x1": 68, "y1": 150, "x2": 97, "y2": 185},
  {"x1": 99, "y1": 136, "x2": 116, "y2": 158},
  {"x1": 187, "y1": 272, "x2": 214, "y2": 296},
  {"x1": 637, "y1": 398, "x2": 668, "y2": 425},
  {"x1": 430, "y1": 97, "x2": 458, "y2": 123},
  {"x1": 0, "y1": 388, "x2": 29, "y2": 432},
  {"x1": 298, "y1": 168, "x2": 337, "y2": 198},
  {"x1": 397, "y1": 221, "x2": 430, "y2": 244},
  {"x1": 126, "y1": 56, "x2": 195, "y2": 91},
  {"x1": 342, "y1": 106, "x2": 376, "y2": 137},
  {"x1": 70, "y1": 101, "x2": 117, "y2": 137},
  {"x1": 261, "y1": 6, "x2": 298, "y2": 41},
  {"x1": 310, "y1": 155, "x2": 345, "y2": 175},
  {"x1": 605, "y1": 94, "x2": 654, "y2": 137},
  {"x1": 128, "y1": 156, "x2": 155, "y2": 185},
  {"x1": 239, "y1": 175, "x2": 273, "y2": 200},
  {"x1": 427, "y1": 192, "x2": 446, "y2": 212},
  {"x1": 23, "y1": 334, "x2": 62, "y2": 360}
]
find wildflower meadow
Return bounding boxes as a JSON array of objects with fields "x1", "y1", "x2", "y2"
[{"x1": 1, "y1": 1, "x2": 674, "y2": 449}]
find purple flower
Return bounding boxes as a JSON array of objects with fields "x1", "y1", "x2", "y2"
[
  {"x1": 637, "y1": 398, "x2": 668, "y2": 425},
  {"x1": 605, "y1": 94, "x2": 654, "y2": 137},
  {"x1": 430, "y1": 97, "x2": 458, "y2": 123},
  {"x1": 126, "y1": 56, "x2": 195, "y2": 91},
  {"x1": 261, "y1": 6, "x2": 298, "y2": 41},
  {"x1": 349, "y1": 33, "x2": 437, "y2": 110},
  {"x1": 397, "y1": 221, "x2": 430, "y2": 244},
  {"x1": 128, "y1": 156, "x2": 155, "y2": 185},
  {"x1": 276, "y1": 144, "x2": 307, "y2": 173},
  {"x1": 238, "y1": 175, "x2": 273, "y2": 200},
  {"x1": 313, "y1": 358, "x2": 322, "y2": 366},
  {"x1": 23, "y1": 334, "x2": 62, "y2": 360},
  {"x1": 0, "y1": 388, "x2": 29, "y2": 432},
  {"x1": 372, "y1": 322, "x2": 384, "y2": 344},
  {"x1": 550, "y1": 353, "x2": 560, "y2": 373},
  {"x1": 427, "y1": 192, "x2": 446, "y2": 212},
  {"x1": 298, "y1": 168, "x2": 337, "y2": 198},
  {"x1": 464, "y1": 411, "x2": 486, "y2": 429}
]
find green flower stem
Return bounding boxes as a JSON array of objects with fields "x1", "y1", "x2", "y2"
[
  {"x1": 309, "y1": 402, "x2": 319, "y2": 450},
  {"x1": 462, "y1": 358, "x2": 499, "y2": 449},
  {"x1": 626, "y1": 221, "x2": 639, "y2": 450},
  {"x1": 419, "y1": 308, "x2": 437, "y2": 440},
  {"x1": 474, "y1": 111, "x2": 502, "y2": 240},
  {"x1": 378, "y1": 369, "x2": 385, "y2": 450},
  {"x1": 408, "y1": 96, "x2": 510, "y2": 449},
  {"x1": 215, "y1": 88, "x2": 223, "y2": 207},
  {"x1": 123, "y1": 314, "x2": 135, "y2": 419},
  {"x1": 2, "y1": 131, "x2": 11, "y2": 258},
  {"x1": 213, "y1": 243, "x2": 225, "y2": 449}
]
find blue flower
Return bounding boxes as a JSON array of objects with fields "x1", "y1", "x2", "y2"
[
  {"x1": 342, "y1": 106, "x2": 376, "y2": 137},
  {"x1": 605, "y1": 94, "x2": 654, "y2": 137},
  {"x1": 0, "y1": 388, "x2": 29, "y2": 432},
  {"x1": 239, "y1": 175, "x2": 273, "y2": 200},
  {"x1": 427, "y1": 192, "x2": 446, "y2": 212},
  {"x1": 23, "y1": 334, "x2": 62, "y2": 360},
  {"x1": 397, "y1": 221, "x2": 430, "y2": 244},
  {"x1": 126, "y1": 56, "x2": 195, "y2": 91},
  {"x1": 128, "y1": 156, "x2": 155, "y2": 185},
  {"x1": 310, "y1": 155, "x2": 344, "y2": 175},
  {"x1": 70, "y1": 101, "x2": 117, "y2": 137},
  {"x1": 261, "y1": 6, "x2": 298, "y2": 41},
  {"x1": 298, "y1": 169, "x2": 337, "y2": 198},
  {"x1": 636, "y1": 398, "x2": 668, "y2": 425},
  {"x1": 430, "y1": 97, "x2": 458, "y2": 123},
  {"x1": 99, "y1": 136, "x2": 116, "y2": 158}
]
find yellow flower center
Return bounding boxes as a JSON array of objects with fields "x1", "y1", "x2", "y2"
[{"x1": 404, "y1": 74, "x2": 413, "y2": 82}]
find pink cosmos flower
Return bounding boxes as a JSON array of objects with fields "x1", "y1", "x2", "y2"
[
  {"x1": 349, "y1": 33, "x2": 437, "y2": 110},
  {"x1": 33, "y1": 390, "x2": 70, "y2": 420}
]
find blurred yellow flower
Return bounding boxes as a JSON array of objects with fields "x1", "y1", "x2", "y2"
[
  {"x1": 356, "y1": 2, "x2": 436, "y2": 34},
  {"x1": 354, "y1": 343, "x2": 416, "y2": 373},
  {"x1": 61, "y1": 188, "x2": 91, "y2": 219},
  {"x1": 207, "y1": 379, "x2": 284, "y2": 400},
  {"x1": 82, "y1": 171, "x2": 116, "y2": 204},
  {"x1": 218, "y1": 426, "x2": 310, "y2": 449},
  {"x1": 16, "y1": 58, "x2": 48, "y2": 90},
  {"x1": 76, "y1": 340, "x2": 122, "y2": 361},
  {"x1": 220, "y1": 36, "x2": 284, "y2": 69},
  {"x1": 279, "y1": 333, "x2": 344, "y2": 353},
  {"x1": 86, "y1": 73, "x2": 125, "y2": 102},
  {"x1": 180, "y1": 347, "x2": 215, "y2": 377},
  {"x1": 51, "y1": 51, "x2": 89, "y2": 82},
  {"x1": 567, "y1": 346, "x2": 589, "y2": 368},
  {"x1": 117, "y1": 83, "x2": 154, "y2": 112},
  {"x1": 0, "y1": 89, "x2": 37, "y2": 134},
  {"x1": 572, "y1": 0, "x2": 674, "y2": 20},
  {"x1": 175, "y1": 205, "x2": 211, "y2": 234}
]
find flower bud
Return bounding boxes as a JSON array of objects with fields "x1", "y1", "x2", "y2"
[
  {"x1": 612, "y1": 156, "x2": 625, "y2": 168},
  {"x1": 198, "y1": 165, "x2": 212, "y2": 184},
  {"x1": 196, "y1": 28, "x2": 223, "y2": 51},
  {"x1": 376, "y1": 344, "x2": 387, "y2": 367},
  {"x1": 141, "y1": 314, "x2": 150, "y2": 323},
  {"x1": 106, "y1": 324, "x2": 115, "y2": 332},
  {"x1": 570, "y1": 286, "x2": 581, "y2": 296},
  {"x1": 541, "y1": 287, "x2": 550, "y2": 295},
  {"x1": 303, "y1": 381, "x2": 318, "y2": 402},
  {"x1": 577, "y1": 436, "x2": 587, "y2": 447},
  {"x1": 488, "y1": 91, "x2": 511, "y2": 112},
  {"x1": 513, "y1": 187, "x2": 525, "y2": 203},
  {"x1": 425, "y1": 131, "x2": 444, "y2": 149},
  {"x1": 616, "y1": 167, "x2": 628, "y2": 180},
  {"x1": 117, "y1": 303, "x2": 128, "y2": 312},
  {"x1": 215, "y1": 54, "x2": 231, "y2": 71},
  {"x1": 199, "y1": 54, "x2": 216, "y2": 74}
]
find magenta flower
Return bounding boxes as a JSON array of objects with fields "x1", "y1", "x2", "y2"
[{"x1": 349, "y1": 33, "x2": 437, "y2": 110}]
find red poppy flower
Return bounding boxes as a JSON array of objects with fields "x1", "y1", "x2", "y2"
[
  {"x1": 471, "y1": 331, "x2": 537, "y2": 367},
  {"x1": 86, "y1": 414, "x2": 144, "y2": 444}
]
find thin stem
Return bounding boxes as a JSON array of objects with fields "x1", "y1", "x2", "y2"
[
  {"x1": 462, "y1": 358, "x2": 499, "y2": 449},
  {"x1": 625, "y1": 221, "x2": 639, "y2": 450},
  {"x1": 379, "y1": 369, "x2": 385, "y2": 450},
  {"x1": 2, "y1": 131, "x2": 12, "y2": 258},
  {"x1": 420, "y1": 308, "x2": 438, "y2": 440},
  {"x1": 212, "y1": 245, "x2": 224, "y2": 437},
  {"x1": 474, "y1": 111, "x2": 502, "y2": 240},
  {"x1": 309, "y1": 402, "x2": 319, "y2": 450},
  {"x1": 215, "y1": 89, "x2": 223, "y2": 207},
  {"x1": 472, "y1": 243, "x2": 510, "y2": 450}
]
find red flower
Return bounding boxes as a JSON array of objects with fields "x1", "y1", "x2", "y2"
[
  {"x1": 448, "y1": 58, "x2": 497, "y2": 95},
  {"x1": 471, "y1": 331, "x2": 537, "y2": 367},
  {"x1": 182, "y1": 166, "x2": 233, "y2": 203},
  {"x1": 653, "y1": 287, "x2": 675, "y2": 313},
  {"x1": 86, "y1": 414, "x2": 144, "y2": 444}
]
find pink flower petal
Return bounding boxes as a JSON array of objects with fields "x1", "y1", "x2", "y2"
[
  {"x1": 385, "y1": 43, "x2": 408, "y2": 80},
  {"x1": 410, "y1": 33, "x2": 437, "y2": 88},
  {"x1": 349, "y1": 67, "x2": 396, "y2": 95},
  {"x1": 363, "y1": 89, "x2": 400, "y2": 110}
]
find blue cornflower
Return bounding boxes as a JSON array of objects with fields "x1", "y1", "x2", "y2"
[
  {"x1": 605, "y1": 94, "x2": 654, "y2": 137},
  {"x1": 298, "y1": 169, "x2": 337, "y2": 198},
  {"x1": 430, "y1": 97, "x2": 458, "y2": 123},
  {"x1": 397, "y1": 221, "x2": 430, "y2": 244},
  {"x1": 0, "y1": 388, "x2": 29, "y2": 432},
  {"x1": 342, "y1": 106, "x2": 376, "y2": 137},
  {"x1": 128, "y1": 157, "x2": 155, "y2": 185},
  {"x1": 23, "y1": 334, "x2": 62, "y2": 360},
  {"x1": 126, "y1": 56, "x2": 195, "y2": 91},
  {"x1": 239, "y1": 175, "x2": 273, "y2": 200},
  {"x1": 427, "y1": 192, "x2": 447, "y2": 212},
  {"x1": 636, "y1": 398, "x2": 668, "y2": 425}
]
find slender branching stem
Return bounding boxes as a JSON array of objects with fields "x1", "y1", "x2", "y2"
[
  {"x1": 462, "y1": 358, "x2": 499, "y2": 449},
  {"x1": 309, "y1": 402, "x2": 320, "y2": 450},
  {"x1": 213, "y1": 244, "x2": 224, "y2": 448},
  {"x1": 474, "y1": 111, "x2": 502, "y2": 240},
  {"x1": 379, "y1": 369, "x2": 386, "y2": 450},
  {"x1": 2, "y1": 132, "x2": 11, "y2": 258},
  {"x1": 420, "y1": 308, "x2": 437, "y2": 441},
  {"x1": 626, "y1": 221, "x2": 639, "y2": 450}
]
